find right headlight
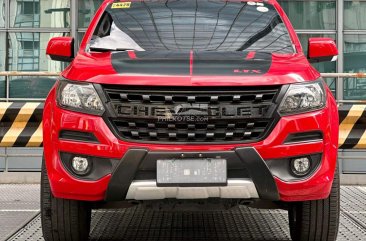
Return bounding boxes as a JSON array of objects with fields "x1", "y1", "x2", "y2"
[
  {"x1": 278, "y1": 80, "x2": 326, "y2": 116},
  {"x1": 56, "y1": 80, "x2": 105, "y2": 116}
]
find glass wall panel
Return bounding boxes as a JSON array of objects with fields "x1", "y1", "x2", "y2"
[
  {"x1": 8, "y1": 32, "x2": 40, "y2": 71},
  {"x1": 7, "y1": 32, "x2": 68, "y2": 98},
  {"x1": 0, "y1": 32, "x2": 5, "y2": 98},
  {"x1": 8, "y1": 32, "x2": 68, "y2": 71},
  {"x1": 78, "y1": 31, "x2": 86, "y2": 46},
  {"x1": 9, "y1": 0, "x2": 70, "y2": 28},
  {"x1": 344, "y1": 1, "x2": 366, "y2": 30},
  {"x1": 298, "y1": 33, "x2": 337, "y2": 97},
  {"x1": 0, "y1": 32, "x2": 5, "y2": 71},
  {"x1": 278, "y1": 1, "x2": 336, "y2": 30},
  {"x1": 344, "y1": 34, "x2": 366, "y2": 100},
  {"x1": 0, "y1": 0, "x2": 5, "y2": 28},
  {"x1": 78, "y1": 0, "x2": 103, "y2": 28},
  {"x1": 0, "y1": 76, "x2": 4, "y2": 98}
]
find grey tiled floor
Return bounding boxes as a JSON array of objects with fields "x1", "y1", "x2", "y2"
[
  {"x1": 0, "y1": 185, "x2": 39, "y2": 241},
  {"x1": 3, "y1": 185, "x2": 366, "y2": 241}
]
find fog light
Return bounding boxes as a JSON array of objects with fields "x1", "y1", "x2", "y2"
[
  {"x1": 290, "y1": 157, "x2": 311, "y2": 177},
  {"x1": 71, "y1": 156, "x2": 89, "y2": 175}
]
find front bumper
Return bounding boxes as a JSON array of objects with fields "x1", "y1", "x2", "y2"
[
  {"x1": 105, "y1": 148, "x2": 279, "y2": 201},
  {"x1": 43, "y1": 86, "x2": 339, "y2": 202}
]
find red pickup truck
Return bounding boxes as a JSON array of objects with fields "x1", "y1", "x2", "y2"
[{"x1": 42, "y1": 0, "x2": 340, "y2": 240}]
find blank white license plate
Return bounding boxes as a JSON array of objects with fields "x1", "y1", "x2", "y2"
[{"x1": 157, "y1": 159, "x2": 227, "y2": 186}]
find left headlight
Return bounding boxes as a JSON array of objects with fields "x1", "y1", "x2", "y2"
[
  {"x1": 57, "y1": 80, "x2": 105, "y2": 116},
  {"x1": 278, "y1": 80, "x2": 326, "y2": 116}
]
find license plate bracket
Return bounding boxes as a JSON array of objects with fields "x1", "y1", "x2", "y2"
[{"x1": 157, "y1": 158, "x2": 227, "y2": 187}]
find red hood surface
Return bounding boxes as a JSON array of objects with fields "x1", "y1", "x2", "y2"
[{"x1": 62, "y1": 51, "x2": 320, "y2": 86}]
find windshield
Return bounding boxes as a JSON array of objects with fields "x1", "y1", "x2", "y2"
[{"x1": 89, "y1": 0, "x2": 294, "y2": 53}]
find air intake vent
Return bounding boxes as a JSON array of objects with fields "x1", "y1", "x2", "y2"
[
  {"x1": 59, "y1": 130, "x2": 99, "y2": 143},
  {"x1": 284, "y1": 131, "x2": 323, "y2": 144}
]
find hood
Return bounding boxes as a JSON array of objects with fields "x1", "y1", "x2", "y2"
[{"x1": 62, "y1": 51, "x2": 320, "y2": 86}]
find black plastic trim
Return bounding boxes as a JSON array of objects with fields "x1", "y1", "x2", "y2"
[
  {"x1": 105, "y1": 147, "x2": 280, "y2": 201},
  {"x1": 59, "y1": 152, "x2": 117, "y2": 181},
  {"x1": 235, "y1": 147, "x2": 280, "y2": 201},
  {"x1": 284, "y1": 131, "x2": 323, "y2": 144},
  {"x1": 105, "y1": 149, "x2": 148, "y2": 201},
  {"x1": 59, "y1": 130, "x2": 99, "y2": 143},
  {"x1": 266, "y1": 153, "x2": 322, "y2": 182},
  {"x1": 308, "y1": 55, "x2": 334, "y2": 63},
  {"x1": 49, "y1": 54, "x2": 74, "y2": 62}
]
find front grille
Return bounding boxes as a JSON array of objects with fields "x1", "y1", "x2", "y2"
[{"x1": 103, "y1": 86, "x2": 281, "y2": 143}]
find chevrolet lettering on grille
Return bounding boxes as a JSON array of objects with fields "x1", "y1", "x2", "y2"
[{"x1": 113, "y1": 103, "x2": 270, "y2": 120}]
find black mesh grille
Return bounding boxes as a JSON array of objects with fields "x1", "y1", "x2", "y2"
[{"x1": 103, "y1": 86, "x2": 280, "y2": 143}]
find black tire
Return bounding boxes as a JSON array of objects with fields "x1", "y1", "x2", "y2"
[
  {"x1": 288, "y1": 166, "x2": 340, "y2": 241},
  {"x1": 41, "y1": 158, "x2": 92, "y2": 241}
]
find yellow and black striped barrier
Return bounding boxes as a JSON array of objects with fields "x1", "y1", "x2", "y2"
[
  {"x1": 0, "y1": 102, "x2": 43, "y2": 147},
  {"x1": 0, "y1": 102, "x2": 365, "y2": 149},
  {"x1": 339, "y1": 104, "x2": 366, "y2": 149}
]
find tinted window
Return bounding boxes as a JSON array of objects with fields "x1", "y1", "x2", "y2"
[
  {"x1": 90, "y1": 0, "x2": 294, "y2": 53},
  {"x1": 344, "y1": 34, "x2": 366, "y2": 100}
]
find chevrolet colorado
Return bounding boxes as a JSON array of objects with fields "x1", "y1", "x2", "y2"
[{"x1": 42, "y1": 1, "x2": 340, "y2": 240}]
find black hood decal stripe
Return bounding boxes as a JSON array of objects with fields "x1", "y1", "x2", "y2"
[
  {"x1": 111, "y1": 51, "x2": 272, "y2": 76},
  {"x1": 192, "y1": 52, "x2": 271, "y2": 76},
  {"x1": 112, "y1": 51, "x2": 191, "y2": 75}
]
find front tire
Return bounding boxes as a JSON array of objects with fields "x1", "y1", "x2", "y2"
[
  {"x1": 288, "y1": 166, "x2": 340, "y2": 241},
  {"x1": 41, "y1": 158, "x2": 92, "y2": 241}
]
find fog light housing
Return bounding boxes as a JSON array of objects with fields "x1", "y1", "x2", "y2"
[
  {"x1": 290, "y1": 157, "x2": 311, "y2": 177},
  {"x1": 71, "y1": 156, "x2": 90, "y2": 175}
]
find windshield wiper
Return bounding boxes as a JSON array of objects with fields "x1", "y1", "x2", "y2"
[{"x1": 89, "y1": 47, "x2": 137, "y2": 52}]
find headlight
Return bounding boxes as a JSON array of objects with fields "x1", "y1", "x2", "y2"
[
  {"x1": 57, "y1": 80, "x2": 105, "y2": 115},
  {"x1": 279, "y1": 80, "x2": 326, "y2": 115}
]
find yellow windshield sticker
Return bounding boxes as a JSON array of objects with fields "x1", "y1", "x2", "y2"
[{"x1": 111, "y1": 2, "x2": 131, "y2": 9}]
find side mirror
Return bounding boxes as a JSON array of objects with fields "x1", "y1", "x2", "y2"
[
  {"x1": 308, "y1": 38, "x2": 338, "y2": 63},
  {"x1": 46, "y1": 37, "x2": 74, "y2": 62}
]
